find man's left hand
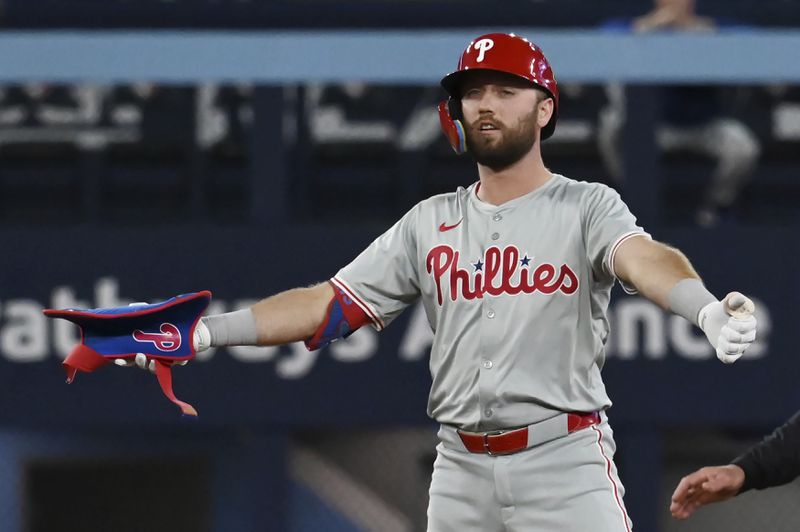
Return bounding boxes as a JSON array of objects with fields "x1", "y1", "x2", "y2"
[{"x1": 699, "y1": 292, "x2": 757, "y2": 364}]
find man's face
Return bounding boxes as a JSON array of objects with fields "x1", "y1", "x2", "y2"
[{"x1": 458, "y1": 71, "x2": 550, "y2": 171}]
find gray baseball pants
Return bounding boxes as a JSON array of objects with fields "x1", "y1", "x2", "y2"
[{"x1": 427, "y1": 413, "x2": 633, "y2": 532}]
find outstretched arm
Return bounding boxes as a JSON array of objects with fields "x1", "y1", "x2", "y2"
[
  {"x1": 612, "y1": 235, "x2": 757, "y2": 363},
  {"x1": 250, "y1": 283, "x2": 335, "y2": 345},
  {"x1": 612, "y1": 236, "x2": 700, "y2": 309},
  {"x1": 126, "y1": 283, "x2": 340, "y2": 373},
  {"x1": 198, "y1": 282, "x2": 336, "y2": 349}
]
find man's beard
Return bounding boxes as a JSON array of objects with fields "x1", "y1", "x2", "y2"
[{"x1": 465, "y1": 110, "x2": 538, "y2": 171}]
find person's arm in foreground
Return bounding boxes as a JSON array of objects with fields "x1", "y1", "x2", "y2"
[{"x1": 669, "y1": 410, "x2": 800, "y2": 519}]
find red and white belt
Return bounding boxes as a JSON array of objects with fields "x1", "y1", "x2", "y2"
[{"x1": 456, "y1": 411, "x2": 601, "y2": 456}]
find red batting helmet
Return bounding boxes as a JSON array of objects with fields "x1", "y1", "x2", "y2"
[{"x1": 438, "y1": 33, "x2": 560, "y2": 153}]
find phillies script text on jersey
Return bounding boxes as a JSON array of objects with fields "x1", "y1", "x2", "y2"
[{"x1": 425, "y1": 244, "x2": 578, "y2": 305}]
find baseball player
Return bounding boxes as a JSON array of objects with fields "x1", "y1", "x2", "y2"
[
  {"x1": 117, "y1": 33, "x2": 758, "y2": 531},
  {"x1": 670, "y1": 409, "x2": 800, "y2": 520}
]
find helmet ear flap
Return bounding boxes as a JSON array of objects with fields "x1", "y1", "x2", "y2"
[
  {"x1": 448, "y1": 97, "x2": 462, "y2": 121},
  {"x1": 438, "y1": 98, "x2": 467, "y2": 155}
]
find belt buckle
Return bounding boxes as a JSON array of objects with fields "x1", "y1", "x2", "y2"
[{"x1": 482, "y1": 429, "x2": 506, "y2": 456}]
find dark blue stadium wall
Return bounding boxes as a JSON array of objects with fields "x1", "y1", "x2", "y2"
[{"x1": 0, "y1": 225, "x2": 794, "y2": 430}]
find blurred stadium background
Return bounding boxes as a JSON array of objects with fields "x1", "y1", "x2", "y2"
[{"x1": 1, "y1": 1, "x2": 800, "y2": 531}]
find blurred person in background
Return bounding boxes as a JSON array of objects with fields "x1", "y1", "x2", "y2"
[
  {"x1": 670, "y1": 410, "x2": 800, "y2": 519},
  {"x1": 306, "y1": 82, "x2": 443, "y2": 152},
  {"x1": 599, "y1": 0, "x2": 761, "y2": 227}
]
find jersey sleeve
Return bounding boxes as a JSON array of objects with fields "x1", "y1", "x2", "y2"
[
  {"x1": 331, "y1": 204, "x2": 422, "y2": 330},
  {"x1": 583, "y1": 185, "x2": 650, "y2": 294}
]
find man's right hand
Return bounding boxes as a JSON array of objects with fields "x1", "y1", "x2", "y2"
[
  {"x1": 114, "y1": 353, "x2": 188, "y2": 373},
  {"x1": 112, "y1": 311, "x2": 210, "y2": 372},
  {"x1": 670, "y1": 464, "x2": 745, "y2": 519},
  {"x1": 46, "y1": 291, "x2": 211, "y2": 417},
  {"x1": 193, "y1": 319, "x2": 211, "y2": 352}
]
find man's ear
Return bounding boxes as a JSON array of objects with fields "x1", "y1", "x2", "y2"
[{"x1": 537, "y1": 98, "x2": 554, "y2": 128}]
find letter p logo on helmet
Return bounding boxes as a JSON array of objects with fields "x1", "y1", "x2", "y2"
[{"x1": 473, "y1": 38, "x2": 494, "y2": 62}]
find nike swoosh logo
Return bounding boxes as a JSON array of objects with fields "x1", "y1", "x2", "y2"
[{"x1": 438, "y1": 219, "x2": 463, "y2": 232}]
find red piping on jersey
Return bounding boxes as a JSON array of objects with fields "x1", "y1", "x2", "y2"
[{"x1": 607, "y1": 231, "x2": 649, "y2": 277}]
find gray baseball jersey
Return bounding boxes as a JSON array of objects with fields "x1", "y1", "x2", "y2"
[{"x1": 332, "y1": 173, "x2": 649, "y2": 431}]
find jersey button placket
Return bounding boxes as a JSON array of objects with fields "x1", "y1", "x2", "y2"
[
  {"x1": 478, "y1": 304, "x2": 499, "y2": 424},
  {"x1": 480, "y1": 302, "x2": 500, "y2": 424},
  {"x1": 490, "y1": 211, "x2": 502, "y2": 242},
  {"x1": 479, "y1": 210, "x2": 503, "y2": 425}
]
